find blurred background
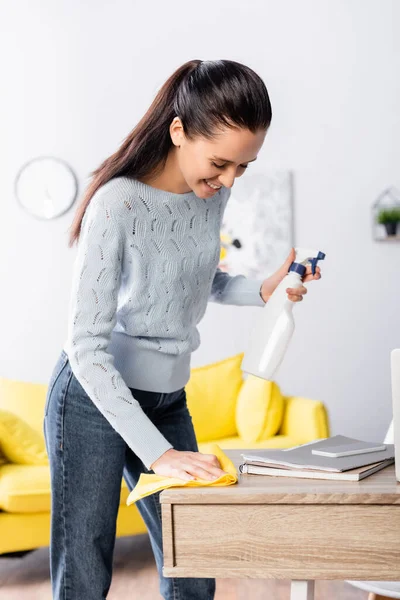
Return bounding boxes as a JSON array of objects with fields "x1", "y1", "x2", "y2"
[{"x1": 1, "y1": 0, "x2": 399, "y2": 444}]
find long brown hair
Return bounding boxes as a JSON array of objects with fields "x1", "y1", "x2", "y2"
[{"x1": 69, "y1": 59, "x2": 272, "y2": 246}]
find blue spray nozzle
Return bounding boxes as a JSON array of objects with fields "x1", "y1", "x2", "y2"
[{"x1": 289, "y1": 249, "x2": 326, "y2": 277}]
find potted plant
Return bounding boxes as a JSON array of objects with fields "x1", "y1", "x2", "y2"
[{"x1": 377, "y1": 207, "x2": 400, "y2": 237}]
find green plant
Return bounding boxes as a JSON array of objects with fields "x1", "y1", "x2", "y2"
[{"x1": 377, "y1": 207, "x2": 400, "y2": 224}]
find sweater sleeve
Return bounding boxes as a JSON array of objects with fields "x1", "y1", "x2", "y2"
[
  {"x1": 65, "y1": 194, "x2": 173, "y2": 469},
  {"x1": 209, "y1": 268, "x2": 266, "y2": 307}
]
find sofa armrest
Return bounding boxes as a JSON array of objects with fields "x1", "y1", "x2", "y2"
[{"x1": 278, "y1": 396, "x2": 330, "y2": 443}]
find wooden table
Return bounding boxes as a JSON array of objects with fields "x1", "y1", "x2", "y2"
[{"x1": 160, "y1": 449, "x2": 400, "y2": 600}]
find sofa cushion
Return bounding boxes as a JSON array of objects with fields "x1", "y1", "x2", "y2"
[
  {"x1": 0, "y1": 377, "x2": 47, "y2": 434},
  {"x1": 198, "y1": 435, "x2": 297, "y2": 452},
  {"x1": 279, "y1": 396, "x2": 329, "y2": 443},
  {"x1": 0, "y1": 463, "x2": 130, "y2": 513},
  {"x1": 0, "y1": 464, "x2": 51, "y2": 512},
  {"x1": 0, "y1": 410, "x2": 49, "y2": 465},
  {"x1": 235, "y1": 376, "x2": 284, "y2": 443},
  {"x1": 185, "y1": 354, "x2": 244, "y2": 443}
]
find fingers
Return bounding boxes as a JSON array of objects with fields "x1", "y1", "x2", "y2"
[
  {"x1": 303, "y1": 266, "x2": 322, "y2": 282},
  {"x1": 201, "y1": 453, "x2": 222, "y2": 468},
  {"x1": 179, "y1": 463, "x2": 223, "y2": 481},
  {"x1": 286, "y1": 286, "x2": 307, "y2": 302},
  {"x1": 303, "y1": 273, "x2": 322, "y2": 282},
  {"x1": 184, "y1": 462, "x2": 225, "y2": 481},
  {"x1": 287, "y1": 263, "x2": 322, "y2": 301},
  {"x1": 186, "y1": 453, "x2": 226, "y2": 480},
  {"x1": 287, "y1": 294, "x2": 303, "y2": 302},
  {"x1": 163, "y1": 452, "x2": 227, "y2": 482},
  {"x1": 176, "y1": 470, "x2": 196, "y2": 482}
]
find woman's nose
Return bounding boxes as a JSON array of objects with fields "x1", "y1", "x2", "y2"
[{"x1": 219, "y1": 172, "x2": 236, "y2": 189}]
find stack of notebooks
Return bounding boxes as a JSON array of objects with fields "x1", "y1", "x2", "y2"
[{"x1": 239, "y1": 435, "x2": 395, "y2": 481}]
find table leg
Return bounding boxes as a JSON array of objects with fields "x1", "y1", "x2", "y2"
[{"x1": 290, "y1": 580, "x2": 315, "y2": 600}]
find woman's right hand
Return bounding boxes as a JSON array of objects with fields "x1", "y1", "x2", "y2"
[{"x1": 150, "y1": 448, "x2": 227, "y2": 481}]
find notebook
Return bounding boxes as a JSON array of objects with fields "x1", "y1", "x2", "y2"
[
  {"x1": 241, "y1": 435, "x2": 395, "y2": 473},
  {"x1": 239, "y1": 458, "x2": 394, "y2": 481},
  {"x1": 311, "y1": 438, "x2": 386, "y2": 458}
]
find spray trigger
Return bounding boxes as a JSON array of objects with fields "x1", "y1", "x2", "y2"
[{"x1": 310, "y1": 252, "x2": 326, "y2": 275}]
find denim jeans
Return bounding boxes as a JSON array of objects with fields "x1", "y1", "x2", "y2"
[{"x1": 43, "y1": 350, "x2": 215, "y2": 600}]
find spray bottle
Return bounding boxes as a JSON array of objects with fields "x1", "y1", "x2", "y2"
[{"x1": 241, "y1": 248, "x2": 326, "y2": 380}]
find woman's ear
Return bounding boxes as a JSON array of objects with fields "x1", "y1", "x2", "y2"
[{"x1": 170, "y1": 117, "x2": 185, "y2": 148}]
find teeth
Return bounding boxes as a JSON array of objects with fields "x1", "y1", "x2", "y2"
[{"x1": 205, "y1": 180, "x2": 221, "y2": 190}]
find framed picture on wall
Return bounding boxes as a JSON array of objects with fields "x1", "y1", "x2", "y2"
[{"x1": 219, "y1": 170, "x2": 294, "y2": 278}]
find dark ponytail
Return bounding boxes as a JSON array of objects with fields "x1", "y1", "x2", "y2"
[{"x1": 69, "y1": 59, "x2": 271, "y2": 246}]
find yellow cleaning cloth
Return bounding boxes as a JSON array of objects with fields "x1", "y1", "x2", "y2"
[{"x1": 127, "y1": 444, "x2": 237, "y2": 505}]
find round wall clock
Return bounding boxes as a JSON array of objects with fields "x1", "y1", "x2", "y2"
[{"x1": 15, "y1": 156, "x2": 78, "y2": 220}]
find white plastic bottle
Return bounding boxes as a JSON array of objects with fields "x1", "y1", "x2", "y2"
[{"x1": 241, "y1": 248, "x2": 325, "y2": 380}]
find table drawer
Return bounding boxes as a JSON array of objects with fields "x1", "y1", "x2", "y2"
[{"x1": 162, "y1": 504, "x2": 400, "y2": 579}]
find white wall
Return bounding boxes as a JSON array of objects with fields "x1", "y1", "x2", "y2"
[{"x1": 1, "y1": 0, "x2": 399, "y2": 441}]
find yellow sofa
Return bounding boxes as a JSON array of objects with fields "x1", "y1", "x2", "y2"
[{"x1": 0, "y1": 353, "x2": 329, "y2": 555}]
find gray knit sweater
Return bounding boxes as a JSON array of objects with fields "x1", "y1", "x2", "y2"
[{"x1": 64, "y1": 177, "x2": 265, "y2": 468}]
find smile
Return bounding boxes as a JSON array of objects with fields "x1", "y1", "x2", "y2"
[{"x1": 205, "y1": 179, "x2": 222, "y2": 190}]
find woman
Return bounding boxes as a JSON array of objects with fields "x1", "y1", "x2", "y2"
[{"x1": 44, "y1": 59, "x2": 321, "y2": 600}]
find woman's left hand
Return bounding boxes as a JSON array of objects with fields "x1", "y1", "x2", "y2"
[{"x1": 260, "y1": 247, "x2": 322, "y2": 304}]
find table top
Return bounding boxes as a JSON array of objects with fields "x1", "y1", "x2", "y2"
[{"x1": 160, "y1": 449, "x2": 400, "y2": 505}]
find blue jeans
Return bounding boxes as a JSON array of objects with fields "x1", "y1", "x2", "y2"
[{"x1": 43, "y1": 350, "x2": 215, "y2": 600}]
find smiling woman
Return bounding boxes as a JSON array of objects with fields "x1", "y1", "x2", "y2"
[{"x1": 46, "y1": 58, "x2": 274, "y2": 600}]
